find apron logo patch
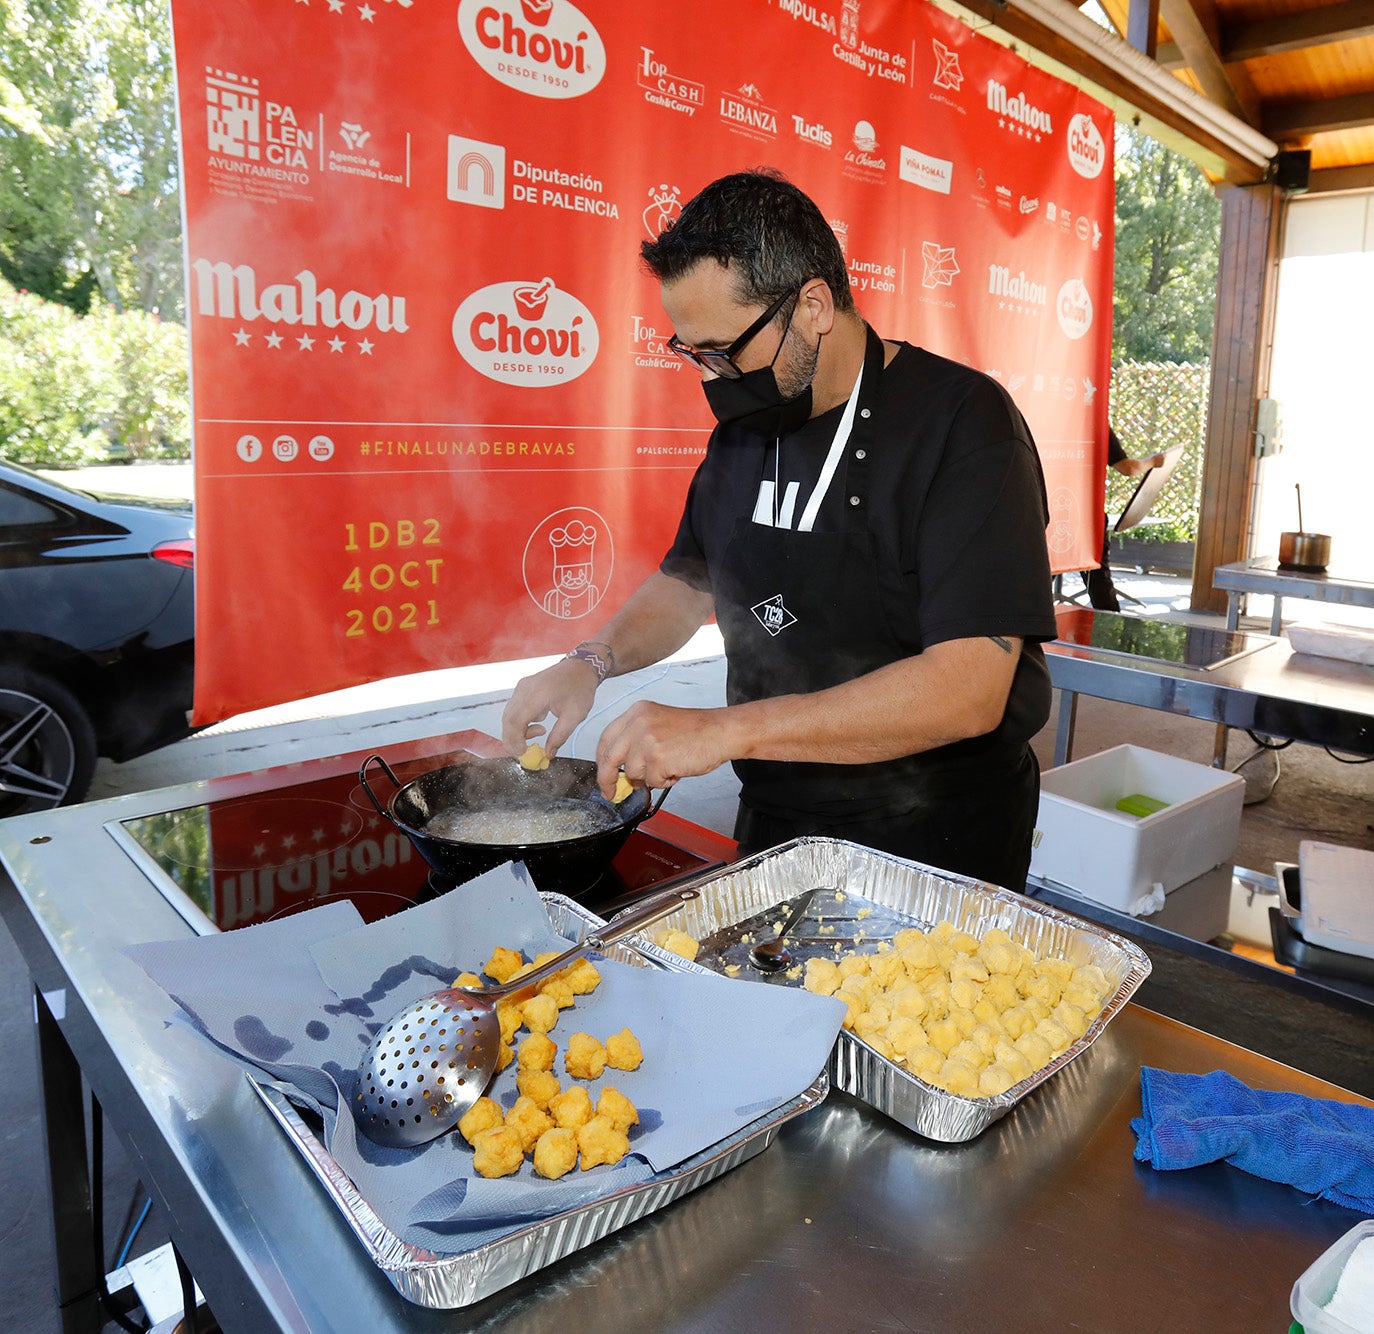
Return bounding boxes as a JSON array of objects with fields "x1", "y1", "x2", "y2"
[{"x1": 751, "y1": 594, "x2": 797, "y2": 637}]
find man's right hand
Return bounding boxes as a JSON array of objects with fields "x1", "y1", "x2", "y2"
[{"x1": 500, "y1": 656, "x2": 601, "y2": 759}]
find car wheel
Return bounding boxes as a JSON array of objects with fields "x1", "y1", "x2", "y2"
[{"x1": 0, "y1": 667, "x2": 98, "y2": 816}]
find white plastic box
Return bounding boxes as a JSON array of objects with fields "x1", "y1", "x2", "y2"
[
  {"x1": 1029, "y1": 744, "x2": 1245, "y2": 914},
  {"x1": 1291, "y1": 1220, "x2": 1374, "y2": 1334}
]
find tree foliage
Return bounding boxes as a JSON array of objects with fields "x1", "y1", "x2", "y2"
[
  {"x1": 0, "y1": 0, "x2": 182, "y2": 318},
  {"x1": 1113, "y1": 124, "x2": 1221, "y2": 363}
]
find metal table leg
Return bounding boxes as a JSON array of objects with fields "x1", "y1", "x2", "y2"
[
  {"x1": 1269, "y1": 596, "x2": 1284, "y2": 636},
  {"x1": 1226, "y1": 592, "x2": 1241, "y2": 631},
  {"x1": 1054, "y1": 688, "x2": 1079, "y2": 766},
  {"x1": 35, "y1": 987, "x2": 101, "y2": 1334}
]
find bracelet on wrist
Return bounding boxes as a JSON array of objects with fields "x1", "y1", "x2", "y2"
[{"x1": 565, "y1": 641, "x2": 615, "y2": 683}]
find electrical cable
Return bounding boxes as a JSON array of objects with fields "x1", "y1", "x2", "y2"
[
  {"x1": 116, "y1": 1197, "x2": 154, "y2": 1270},
  {"x1": 1324, "y1": 746, "x2": 1373, "y2": 764},
  {"x1": 91, "y1": 1093, "x2": 146, "y2": 1332}
]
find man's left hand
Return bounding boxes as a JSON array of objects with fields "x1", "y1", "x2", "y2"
[{"x1": 594, "y1": 701, "x2": 730, "y2": 797}]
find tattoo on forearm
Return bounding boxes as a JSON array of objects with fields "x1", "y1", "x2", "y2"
[{"x1": 989, "y1": 636, "x2": 1013, "y2": 653}]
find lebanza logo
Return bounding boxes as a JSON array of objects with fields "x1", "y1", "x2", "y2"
[
  {"x1": 751, "y1": 594, "x2": 797, "y2": 637},
  {"x1": 452, "y1": 277, "x2": 599, "y2": 385},
  {"x1": 457, "y1": 0, "x2": 605, "y2": 100},
  {"x1": 1067, "y1": 112, "x2": 1106, "y2": 179},
  {"x1": 1056, "y1": 278, "x2": 1093, "y2": 340}
]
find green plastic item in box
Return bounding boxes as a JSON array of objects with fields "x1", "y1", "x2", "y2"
[{"x1": 1114, "y1": 792, "x2": 1171, "y2": 818}]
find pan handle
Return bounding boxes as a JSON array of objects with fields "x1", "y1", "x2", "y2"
[
  {"x1": 644, "y1": 786, "x2": 671, "y2": 818},
  {"x1": 358, "y1": 754, "x2": 404, "y2": 825}
]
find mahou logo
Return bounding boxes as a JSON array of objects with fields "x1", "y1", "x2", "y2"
[
  {"x1": 1056, "y1": 278, "x2": 1093, "y2": 340},
  {"x1": 1067, "y1": 113, "x2": 1106, "y2": 179},
  {"x1": 452, "y1": 277, "x2": 599, "y2": 386},
  {"x1": 457, "y1": 0, "x2": 605, "y2": 100}
]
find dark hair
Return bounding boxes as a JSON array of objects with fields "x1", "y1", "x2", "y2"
[{"x1": 640, "y1": 168, "x2": 854, "y2": 313}]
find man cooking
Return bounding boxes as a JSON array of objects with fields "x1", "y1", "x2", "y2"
[{"x1": 501, "y1": 169, "x2": 1058, "y2": 891}]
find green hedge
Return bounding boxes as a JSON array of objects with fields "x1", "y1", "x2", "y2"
[{"x1": 0, "y1": 281, "x2": 190, "y2": 466}]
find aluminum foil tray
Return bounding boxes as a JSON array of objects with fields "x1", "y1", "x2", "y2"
[
  {"x1": 629, "y1": 838, "x2": 1151, "y2": 1144},
  {"x1": 249, "y1": 891, "x2": 828, "y2": 1308}
]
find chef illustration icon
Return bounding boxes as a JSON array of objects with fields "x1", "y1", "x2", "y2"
[
  {"x1": 522, "y1": 508, "x2": 614, "y2": 621},
  {"x1": 542, "y1": 519, "x2": 603, "y2": 618}
]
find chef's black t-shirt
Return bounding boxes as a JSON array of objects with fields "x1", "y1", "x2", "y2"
[{"x1": 660, "y1": 341, "x2": 1059, "y2": 769}]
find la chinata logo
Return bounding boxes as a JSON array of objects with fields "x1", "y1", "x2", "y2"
[
  {"x1": 452, "y1": 277, "x2": 599, "y2": 386},
  {"x1": 457, "y1": 0, "x2": 605, "y2": 99}
]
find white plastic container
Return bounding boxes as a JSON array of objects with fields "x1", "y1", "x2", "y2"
[
  {"x1": 1291, "y1": 1220, "x2": 1374, "y2": 1333},
  {"x1": 1288, "y1": 621, "x2": 1374, "y2": 667},
  {"x1": 1029, "y1": 744, "x2": 1245, "y2": 914}
]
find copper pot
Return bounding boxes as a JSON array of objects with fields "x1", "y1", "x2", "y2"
[{"x1": 1278, "y1": 530, "x2": 1331, "y2": 572}]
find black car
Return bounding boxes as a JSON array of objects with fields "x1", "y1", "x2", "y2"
[{"x1": 0, "y1": 461, "x2": 195, "y2": 815}]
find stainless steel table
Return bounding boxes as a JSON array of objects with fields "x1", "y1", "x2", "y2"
[
  {"x1": 2, "y1": 735, "x2": 1369, "y2": 1333},
  {"x1": 1045, "y1": 607, "x2": 1374, "y2": 765},
  {"x1": 1215, "y1": 555, "x2": 1374, "y2": 634}
]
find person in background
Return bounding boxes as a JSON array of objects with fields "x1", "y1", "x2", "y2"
[
  {"x1": 1086, "y1": 427, "x2": 1167, "y2": 612},
  {"x1": 501, "y1": 169, "x2": 1057, "y2": 891}
]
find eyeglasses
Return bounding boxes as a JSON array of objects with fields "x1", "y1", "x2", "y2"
[{"x1": 666, "y1": 286, "x2": 800, "y2": 380}]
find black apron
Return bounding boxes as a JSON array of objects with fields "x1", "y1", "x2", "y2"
[{"x1": 713, "y1": 326, "x2": 1039, "y2": 890}]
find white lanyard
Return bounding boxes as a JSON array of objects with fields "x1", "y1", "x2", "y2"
[{"x1": 796, "y1": 361, "x2": 864, "y2": 532}]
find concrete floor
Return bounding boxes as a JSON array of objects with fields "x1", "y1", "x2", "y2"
[{"x1": 1, "y1": 564, "x2": 1370, "y2": 1330}]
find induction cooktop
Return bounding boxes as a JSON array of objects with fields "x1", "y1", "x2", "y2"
[
  {"x1": 1053, "y1": 608, "x2": 1273, "y2": 671},
  {"x1": 107, "y1": 746, "x2": 721, "y2": 935}
]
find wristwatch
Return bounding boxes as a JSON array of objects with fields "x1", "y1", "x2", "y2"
[{"x1": 565, "y1": 640, "x2": 615, "y2": 683}]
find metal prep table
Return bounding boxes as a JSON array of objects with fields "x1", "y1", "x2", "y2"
[
  {"x1": 1045, "y1": 606, "x2": 1374, "y2": 766},
  {"x1": 1215, "y1": 555, "x2": 1374, "y2": 635},
  {"x1": 2, "y1": 733, "x2": 1370, "y2": 1333}
]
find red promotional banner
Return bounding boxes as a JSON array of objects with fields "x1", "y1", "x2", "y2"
[{"x1": 170, "y1": 0, "x2": 1114, "y2": 724}]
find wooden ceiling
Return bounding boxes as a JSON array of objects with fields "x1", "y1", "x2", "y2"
[
  {"x1": 1097, "y1": 0, "x2": 1374, "y2": 189},
  {"x1": 940, "y1": 0, "x2": 1374, "y2": 191}
]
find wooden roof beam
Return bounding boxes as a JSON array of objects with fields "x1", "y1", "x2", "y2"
[
  {"x1": 1158, "y1": 0, "x2": 1260, "y2": 122},
  {"x1": 1224, "y1": 0, "x2": 1374, "y2": 62},
  {"x1": 1263, "y1": 89, "x2": 1374, "y2": 136}
]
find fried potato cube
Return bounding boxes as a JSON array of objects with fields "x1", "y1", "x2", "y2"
[
  {"x1": 899, "y1": 937, "x2": 939, "y2": 974},
  {"x1": 926, "y1": 1016, "x2": 961, "y2": 1057},
  {"x1": 883, "y1": 1016, "x2": 926, "y2": 1058},
  {"x1": 520, "y1": 993, "x2": 560, "y2": 1036},
  {"x1": 1000, "y1": 1004, "x2": 1035, "y2": 1040},
  {"x1": 484, "y1": 946, "x2": 525, "y2": 984},
  {"x1": 605, "y1": 1027, "x2": 643, "y2": 1072},
  {"x1": 1064, "y1": 982, "x2": 1106, "y2": 1013},
  {"x1": 994, "y1": 1042, "x2": 1034, "y2": 1084},
  {"x1": 562, "y1": 957, "x2": 602, "y2": 996},
  {"x1": 839, "y1": 995, "x2": 865, "y2": 1031},
  {"x1": 929, "y1": 920, "x2": 956, "y2": 944},
  {"x1": 1021, "y1": 967, "x2": 1065, "y2": 1008},
  {"x1": 905, "y1": 1045, "x2": 944, "y2": 1080},
  {"x1": 451, "y1": 970, "x2": 482, "y2": 988},
  {"x1": 978, "y1": 1063, "x2": 1017, "y2": 1097},
  {"x1": 1035, "y1": 1017, "x2": 1073, "y2": 1056},
  {"x1": 564, "y1": 1031, "x2": 608, "y2": 1081},
  {"x1": 497, "y1": 1001, "x2": 523, "y2": 1044},
  {"x1": 456, "y1": 1095, "x2": 504, "y2": 1147},
  {"x1": 517, "y1": 1031, "x2": 557, "y2": 1072},
  {"x1": 948, "y1": 1005, "x2": 978, "y2": 1039},
  {"x1": 1072, "y1": 963, "x2": 1109, "y2": 993},
  {"x1": 532, "y1": 1127, "x2": 578, "y2": 1180},
  {"x1": 495, "y1": 1042, "x2": 515, "y2": 1073},
  {"x1": 978, "y1": 940, "x2": 1021, "y2": 976},
  {"x1": 596, "y1": 1086, "x2": 640, "y2": 1134},
  {"x1": 852, "y1": 1010, "x2": 889, "y2": 1044},
  {"x1": 950, "y1": 930, "x2": 981, "y2": 956},
  {"x1": 949, "y1": 1038, "x2": 988, "y2": 1072},
  {"x1": 984, "y1": 974, "x2": 1020, "y2": 1012},
  {"x1": 967, "y1": 1023, "x2": 1001, "y2": 1059},
  {"x1": 549, "y1": 1085, "x2": 595, "y2": 1129},
  {"x1": 972, "y1": 997, "x2": 1004, "y2": 1029},
  {"x1": 654, "y1": 928, "x2": 700, "y2": 962},
  {"x1": 837, "y1": 954, "x2": 871, "y2": 979},
  {"x1": 471, "y1": 1125, "x2": 524, "y2": 1179},
  {"x1": 949, "y1": 978, "x2": 983, "y2": 1012},
  {"x1": 613, "y1": 771, "x2": 634, "y2": 804},
  {"x1": 936, "y1": 1057, "x2": 980, "y2": 1097},
  {"x1": 519, "y1": 743, "x2": 551, "y2": 771},
  {"x1": 803, "y1": 957, "x2": 842, "y2": 996},
  {"x1": 578, "y1": 1115, "x2": 630, "y2": 1170},
  {"x1": 516, "y1": 1067, "x2": 561, "y2": 1109},
  {"x1": 506, "y1": 1094, "x2": 554, "y2": 1152},
  {"x1": 1052, "y1": 1000, "x2": 1090, "y2": 1042},
  {"x1": 537, "y1": 972, "x2": 577, "y2": 1010},
  {"x1": 868, "y1": 952, "x2": 905, "y2": 988},
  {"x1": 949, "y1": 954, "x2": 989, "y2": 985},
  {"x1": 888, "y1": 984, "x2": 929, "y2": 1021},
  {"x1": 1013, "y1": 1030, "x2": 1053, "y2": 1071}
]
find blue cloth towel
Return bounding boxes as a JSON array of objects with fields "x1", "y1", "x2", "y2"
[{"x1": 1131, "y1": 1067, "x2": 1374, "y2": 1214}]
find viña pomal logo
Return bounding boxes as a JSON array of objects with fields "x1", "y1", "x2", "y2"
[
  {"x1": 457, "y1": 0, "x2": 605, "y2": 100},
  {"x1": 452, "y1": 277, "x2": 599, "y2": 386},
  {"x1": 1056, "y1": 278, "x2": 1093, "y2": 340},
  {"x1": 1067, "y1": 112, "x2": 1106, "y2": 178}
]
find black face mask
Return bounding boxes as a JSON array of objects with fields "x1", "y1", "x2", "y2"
[{"x1": 703, "y1": 330, "x2": 821, "y2": 437}]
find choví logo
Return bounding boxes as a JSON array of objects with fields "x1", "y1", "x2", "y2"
[
  {"x1": 457, "y1": 0, "x2": 605, "y2": 100},
  {"x1": 1056, "y1": 278, "x2": 1093, "y2": 340},
  {"x1": 1067, "y1": 113, "x2": 1106, "y2": 179},
  {"x1": 452, "y1": 277, "x2": 599, "y2": 386}
]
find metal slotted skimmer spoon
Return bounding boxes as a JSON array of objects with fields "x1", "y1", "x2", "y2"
[{"x1": 353, "y1": 882, "x2": 700, "y2": 1149}]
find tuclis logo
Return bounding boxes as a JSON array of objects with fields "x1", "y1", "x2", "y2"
[
  {"x1": 452, "y1": 278, "x2": 599, "y2": 386},
  {"x1": 1067, "y1": 113, "x2": 1106, "y2": 179},
  {"x1": 1056, "y1": 278, "x2": 1093, "y2": 340},
  {"x1": 457, "y1": 0, "x2": 605, "y2": 100}
]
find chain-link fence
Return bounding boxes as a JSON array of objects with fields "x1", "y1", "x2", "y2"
[{"x1": 1107, "y1": 360, "x2": 1210, "y2": 542}]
